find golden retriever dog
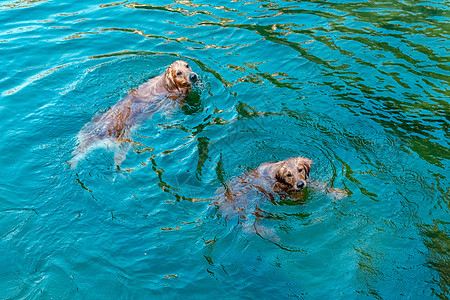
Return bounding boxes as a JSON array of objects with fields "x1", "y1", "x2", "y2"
[
  {"x1": 214, "y1": 156, "x2": 347, "y2": 242},
  {"x1": 215, "y1": 156, "x2": 312, "y2": 241},
  {"x1": 260, "y1": 156, "x2": 312, "y2": 193},
  {"x1": 69, "y1": 60, "x2": 198, "y2": 169}
]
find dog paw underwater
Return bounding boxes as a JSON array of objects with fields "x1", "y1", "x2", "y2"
[
  {"x1": 68, "y1": 60, "x2": 199, "y2": 170},
  {"x1": 212, "y1": 156, "x2": 348, "y2": 243}
]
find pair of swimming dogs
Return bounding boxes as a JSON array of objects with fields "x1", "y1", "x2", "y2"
[
  {"x1": 70, "y1": 60, "x2": 310, "y2": 193},
  {"x1": 70, "y1": 60, "x2": 344, "y2": 239}
]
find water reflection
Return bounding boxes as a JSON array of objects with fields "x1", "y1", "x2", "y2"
[
  {"x1": 421, "y1": 222, "x2": 450, "y2": 298},
  {"x1": 1, "y1": 0, "x2": 448, "y2": 297},
  {"x1": 0, "y1": 0, "x2": 49, "y2": 10}
]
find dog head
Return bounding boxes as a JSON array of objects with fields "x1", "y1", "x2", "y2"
[
  {"x1": 164, "y1": 60, "x2": 198, "y2": 93},
  {"x1": 274, "y1": 156, "x2": 312, "y2": 192}
]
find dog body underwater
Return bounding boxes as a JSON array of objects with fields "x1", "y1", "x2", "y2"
[
  {"x1": 69, "y1": 60, "x2": 198, "y2": 169},
  {"x1": 215, "y1": 156, "x2": 313, "y2": 240},
  {"x1": 214, "y1": 156, "x2": 349, "y2": 242}
]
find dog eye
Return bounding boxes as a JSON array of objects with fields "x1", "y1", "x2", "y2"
[
  {"x1": 186, "y1": 64, "x2": 190, "y2": 69},
  {"x1": 176, "y1": 72, "x2": 182, "y2": 76},
  {"x1": 286, "y1": 173, "x2": 292, "y2": 177},
  {"x1": 298, "y1": 169, "x2": 303, "y2": 173}
]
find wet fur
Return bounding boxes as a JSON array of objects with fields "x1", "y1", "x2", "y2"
[
  {"x1": 69, "y1": 60, "x2": 197, "y2": 169},
  {"x1": 259, "y1": 157, "x2": 312, "y2": 193},
  {"x1": 216, "y1": 156, "x2": 313, "y2": 241}
]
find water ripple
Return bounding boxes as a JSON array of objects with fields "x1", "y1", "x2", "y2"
[{"x1": 0, "y1": 0, "x2": 449, "y2": 297}]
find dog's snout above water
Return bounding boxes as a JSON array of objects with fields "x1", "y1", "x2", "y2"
[
  {"x1": 297, "y1": 181, "x2": 305, "y2": 189},
  {"x1": 189, "y1": 73, "x2": 198, "y2": 83}
]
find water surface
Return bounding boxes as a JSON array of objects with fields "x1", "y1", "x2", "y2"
[{"x1": 0, "y1": 0, "x2": 449, "y2": 298}]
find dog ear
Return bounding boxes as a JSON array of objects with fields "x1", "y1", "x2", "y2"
[
  {"x1": 296, "y1": 157, "x2": 312, "y2": 177},
  {"x1": 164, "y1": 66, "x2": 178, "y2": 91},
  {"x1": 172, "y1": 68, "x2": 183, "y2": 90},
  {"x1": 302, "y1": 158, "x2": 312, "y2": 177},
  {"x1": 275, "y1": 166, "x2": 287, "y2": 184}
]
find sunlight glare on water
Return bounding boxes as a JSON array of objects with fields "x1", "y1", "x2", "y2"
[{"x1": 0, "y1": 0, "x2": 448, "y2": 298}]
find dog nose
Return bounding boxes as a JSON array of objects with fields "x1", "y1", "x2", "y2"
[
  {"x1": 189, "y1": 73, "x2": 198, "y2": 83},
  {"x1": 297, "y1": 181, "x2": 305, "y2": 189}
]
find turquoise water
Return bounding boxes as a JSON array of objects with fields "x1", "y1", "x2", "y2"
[{"x1": 1, "y1": 0, "x2": 449, "y2": 298}]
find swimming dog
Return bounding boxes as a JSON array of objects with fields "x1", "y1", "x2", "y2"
[
  {"x1": 69, "y1": 60, "x2": 198, "y2": 169},
  {"x1": 214, "y1": 156, "x2": 347, "y2": 241},
  {"x1": 215, "y1": 156, "x2": 312, "y2": 240}
]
